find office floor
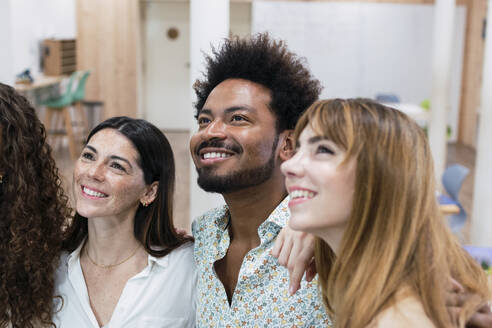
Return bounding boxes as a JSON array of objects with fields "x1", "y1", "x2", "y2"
[{"x1": 54, "y1": 137, "x2": 476, "y2": 242}]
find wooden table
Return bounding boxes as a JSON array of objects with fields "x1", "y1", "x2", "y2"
[
  {"x1": 14, "y1": 75, "x2": 64, "y2": 93},
  {"x1": 15, "y1": 75, "x2": 65, "y2": 118},
  {"x1": 15, "y1": 75, "x2": 65, "y2": 105},
  {"x1": 439, "y1": 204, "x2": 460, "y2": 215},
  {"x1": 438, "y1": 194, "x2": 461, "y2": 215}
]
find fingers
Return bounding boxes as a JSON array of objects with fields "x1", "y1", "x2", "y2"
[
  {"x1": 277, "y1": 233, "x2": 294, "y2": 267},
  {"x1": 465, "y1": 311, "x2": 492, "y2": 328},
  {"x1": 445, "y1": 290, "x2": 470, "y2": 307},
  {"x1": 448, "y1": 306, "x2": 461, "y2": 326},
  {"x1": 271, "y1": 229, "x2": 285, "y2": 258},
  {"x1": 289, "y1": 258, "x2": 316, "y2": 294},
  {"x1": 286, "y1": 234, "x2": 315, "y2": 295},
  {"x1": 445, "y1": 277, "x2": 468, "y2": 308},
  {"x1": 272, "y1": 227, "x2": 316, "y2": 296},
  {"x1": 476, "y1": 302, "x2": 492, "y2": 314},
  {"x1": 305, "y1": 260, "x2": 317, "y2": 282},
  {"x1": 448, "y1": 277, "x2": 465, "y2": 293},
  {"x1": 287, "y1": 240, "x2": 303, "y2": 295}
]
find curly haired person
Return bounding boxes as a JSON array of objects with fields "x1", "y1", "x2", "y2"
[
  {"x1": 0, "y1": 83, "x2": 71, "y2": 327},
  {"x1": 190, "y1": 33, "x2": 331, "y2": 326}
]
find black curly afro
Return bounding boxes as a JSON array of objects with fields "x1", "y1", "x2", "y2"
[{"x1": 193, "y1": 33, "x2": 322, "y2": 132}]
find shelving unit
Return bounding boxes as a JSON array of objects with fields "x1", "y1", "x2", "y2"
[{"x1": 43, "y1": 39, "x2": 76, "y2": 76}]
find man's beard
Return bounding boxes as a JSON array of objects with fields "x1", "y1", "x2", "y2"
[{"x1": 196, "y1": 136, "x2": 278, "y2": 194}]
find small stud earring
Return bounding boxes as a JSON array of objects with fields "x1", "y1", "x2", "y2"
[
  {"x1": 142, "y1": 201, "x2": 148, "y2": 207},
  {"x1": 0, "y1": 175, "x2": 3, "y2": 184}
]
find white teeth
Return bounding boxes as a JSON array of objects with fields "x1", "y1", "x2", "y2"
[
  {"x1": 203, "y1": 152, "x2": 231, "y2": 159},
  {"x1": 83, "y1": 187, "x2": 107, "y2": 198},
  {"x1": 289, "y1": 190, "x2": 315, "y2": 200}
]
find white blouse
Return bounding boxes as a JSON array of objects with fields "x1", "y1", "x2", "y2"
[{"x1": 53, "y1": 242, "x2": 196, "y2": 328}]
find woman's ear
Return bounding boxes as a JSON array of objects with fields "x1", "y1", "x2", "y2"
[
  {"x1": 140, "y1": 181, "x2": 159, "y2": 206},
  {"x1": 279, "y1": 130, "x2": 295, "y2": 162}
]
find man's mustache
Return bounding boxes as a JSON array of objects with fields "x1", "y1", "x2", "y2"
[{"x1": 195, "y1": 139, "x2": 242, "y2": 155}]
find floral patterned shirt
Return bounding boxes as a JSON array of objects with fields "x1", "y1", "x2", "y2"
[{"x1": 192, "y1": 197, "x2": 332, "y2": 327}]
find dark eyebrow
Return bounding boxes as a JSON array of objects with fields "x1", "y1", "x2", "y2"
[
  {"x1": 198, "y1": 106, "x2": 256, "y2": 117},
  {"x1": 84, "y1": 145, "x2": 133, "y2": 169},
  {"x1": 197, "y1": 109, "x2": 213, "y2": 117},
  {"x1": 224, "y1": 106, "x2": 256, "y2": 114},
  {"x1": 110, "y1": 155, "x2": 133, "y2": 169}
]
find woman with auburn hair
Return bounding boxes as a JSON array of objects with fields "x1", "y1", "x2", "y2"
[
  {"x1": 54, "y1": 116, "x2": 196, "y2": 327},
  {"x1": 0, "y1": 83, "x2": 71, "y2": 327},
  {"x1": 281, "y1": 98, "x2": 490, "y2": 327}
]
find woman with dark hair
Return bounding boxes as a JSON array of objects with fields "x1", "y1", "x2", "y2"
[
  {"x1": 54, "y1": 117, "x2": 196, "y2": 327},
  {"x1": 0, "y1": 83, "x2": 71, "y2": 327},
  {"x1": 281, "y1": 99, "x2": 490, "y2": 327}
]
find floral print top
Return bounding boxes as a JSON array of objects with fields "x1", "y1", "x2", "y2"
[{"x1": 192, "y1": 197, "x2": 332, "y2": 327}]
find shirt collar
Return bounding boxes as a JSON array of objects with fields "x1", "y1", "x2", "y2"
[
  {"x1": 67, "y1": 238, "x2": 85, "y2": 271},
  {"x1": 147, "y1": 249, "x2": 169, "y2": 268},
  {"x1": 66, "y1": 239, "x2": 169, "y2": 271},
  {"x1": 213, "y1": 205, "x2": 231, "y2": 231},
  {"x1": 263, "y1": 196, "x2": 290, "y2": 228},
  {"x1": 214, "y1": 197, "x2": 290, "y2": 231}
]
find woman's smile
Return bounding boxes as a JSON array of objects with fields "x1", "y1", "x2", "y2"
[{"x1": 80, "y1": 185, "x2": 109, "y2": 199}]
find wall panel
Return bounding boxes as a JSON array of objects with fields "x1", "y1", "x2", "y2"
[{"x1": 76, "y1": 0, "x2": 141, "y2": 119}]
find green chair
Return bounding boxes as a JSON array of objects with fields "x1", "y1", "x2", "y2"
[
  {"x1": 72, "y1": 71, "x2": 91, "y2": 143},
  {"x1": 42, "y1": 71, "x2": 90, "y2": 159},
  {"x1": 72, "y1": 71, "x2": 90, "y2": 102},
  {"x1": 41, "y1": 71, "x2": 77, "y2": 108}
]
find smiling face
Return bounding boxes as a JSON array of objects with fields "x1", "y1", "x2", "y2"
[
  {"x1": 189, "y1": 78, "x2": 281, "y2": 194},
  {"x1": 73, "y1": 129, "x2": 153, "y2": 220},
  {"x1": 281, "y1": 125, "x2": 356, "y2": 247}
]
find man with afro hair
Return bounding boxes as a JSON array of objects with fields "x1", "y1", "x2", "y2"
[{"x1": 190, "y1": 33, "x2": 331, "y2": 327}]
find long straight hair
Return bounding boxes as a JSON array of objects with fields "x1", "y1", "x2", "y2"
[
  {"x1": 294, "y1": 99, "x2": 489, "y2": 328},
  {"x1": 63, "y1": 116, "x2": 191, "y2": 256}
]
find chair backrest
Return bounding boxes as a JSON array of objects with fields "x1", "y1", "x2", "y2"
[
  {"x1": 60, "y1": 71, "x2": 79, "y2": 99},
  {"x1": 72, "y1": 71, "x2": 91, "y2": 102},
  {"x1": 375, "y1": 93, "x2": 400, "y2": 103},
  {"x1": 442, "y1": 164, "x2": 469, "y2": 201}
]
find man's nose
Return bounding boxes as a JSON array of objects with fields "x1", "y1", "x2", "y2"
[{"x1": 202, "y1": 119, "x2": 226, "y2": 140}]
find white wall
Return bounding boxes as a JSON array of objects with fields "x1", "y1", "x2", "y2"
[
  {"x1": 252, "y1": 2, "x2": 466, "y2": 142},
  {"x1": 0, "y1": 0, "x2": 13, "y2": 84},
  {"x1": 1, "y1": 0, "x2": 76, "y2": 83},
  {"x1": 143, "y1": 1, "x2": 190, "y2": 130},
  {"x1": 142, "y1": 1, "x2": 251, "y2": 130}
]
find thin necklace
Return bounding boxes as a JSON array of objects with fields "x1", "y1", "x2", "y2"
[{"x1": 85, "y1": 241, "x2": 141, "y2": 269}]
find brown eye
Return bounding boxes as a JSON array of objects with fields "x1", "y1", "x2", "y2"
[
  {"x1": 317, "y1": 145, "x2": 334, "y2": 155},
  {"x1": 198, "y1": 117, "x2": 211, "y2": 125},
  {"x1": 110, "y1": 162, "x2": 125, "y2": 171},
  {"x1": 231, "y1": 115, "x2": 245, "y2": 122},
  {"x1": 82, "y1": 152, "x2": 94, "y2": 160}
]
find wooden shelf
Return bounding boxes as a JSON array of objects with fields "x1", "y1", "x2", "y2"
[{"x1": 43, "y1": 39, "x2": 77, "y2": 76}]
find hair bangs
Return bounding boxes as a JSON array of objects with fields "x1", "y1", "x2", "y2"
[{"x1": 295, "y1": 99, "x2": 360, "y2": 166}]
